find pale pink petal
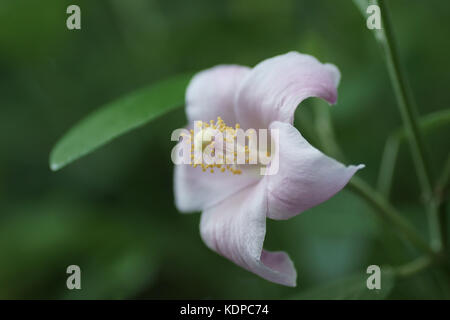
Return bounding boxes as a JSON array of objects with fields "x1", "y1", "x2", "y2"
[
  {"x1": 186, "y1": 65, "x2": 250, "y2": 125},
  {"x1": 200, "y1": 181, "x2": 297, "y2": 286},
  {"x1": 266, "y1": 121, "x2": 364, "y2": 220},
  {"x1": 235, "y1": 52, "x2": 340, "y2": 129},
  {"x1": 174, "y1": 164, "x2": 260, "y2": 213}
]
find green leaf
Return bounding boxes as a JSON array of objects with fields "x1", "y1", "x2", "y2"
[
  {"x1": 49, "y1": 73, "x2": 193, "y2": 171},
  {"x1": 292, "y1": 268, "x2": 396, "y2": 300}
]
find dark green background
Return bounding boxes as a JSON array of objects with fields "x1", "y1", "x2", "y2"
[{"x1": 0, "y1": 0, "x2": 449, "y2": 299}]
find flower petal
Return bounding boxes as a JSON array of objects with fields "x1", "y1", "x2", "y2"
[
  {"x1": 266, "y1": 121, "x2": 364, "y2": 220},
  {"x1": 200, "y1": 181, "x2": 297, "y2": 286},
  {"x1": 235, "y1": 52, "x2": 340, "y2": 129},
  {"x1": 186, "y1": 65, "x2": 250, "y2": 125},
  {"x1": 174, "y1": 163, "x2": 260, "y2": 213}
]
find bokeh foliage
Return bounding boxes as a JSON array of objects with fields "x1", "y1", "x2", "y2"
[{"x1": 0, "y1": 0, "x2": 449, "y2": 299}]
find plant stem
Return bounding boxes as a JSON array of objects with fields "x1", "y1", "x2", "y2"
[
  {"x1": 436, "y1": 156, "x2": 450, "y2": 252},
  {"x1": 313, "y1": 100, "x2": 346, "y2": 162},
  {"x1": 377, "y1": 134, "x2": 400, "y2": 198},
  {"x1": 395, "y1": 256, "x2": 433, "y2": 278},
  {"x1": 348, "y1": 176, "x2": 434, "y2": 256},
  {"x1": 377, "y1": 110, "x2": 450, "y2": 199},
  {"x1": 377, "y1": 0, "x2": 442, "y2": 251},
  {"x1": 349, "y1": 177, "x2": 450, "y2": 276}
]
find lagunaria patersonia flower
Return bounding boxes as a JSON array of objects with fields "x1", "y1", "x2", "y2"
[{"x1": 173, "y1": 52, "x2": 364, "y2": 287}]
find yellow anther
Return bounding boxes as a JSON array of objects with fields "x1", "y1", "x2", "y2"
[{"x1": 189, "y1": 117, "x2": 270, "y2": 176}]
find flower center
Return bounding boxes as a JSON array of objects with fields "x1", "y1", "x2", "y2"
[{"x1": 185, "y1": 117, "x2": 271, "y2": 175}]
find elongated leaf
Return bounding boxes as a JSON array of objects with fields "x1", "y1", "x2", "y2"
[
  {"x1": 292, "y1": 268, "x2": 395, "y2": 300},
  {"x1": 49, "y1": 73, "x2": 193, "y2": 171}
]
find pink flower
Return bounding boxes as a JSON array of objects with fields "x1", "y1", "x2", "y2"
[{"x1": 174, "y1": 52, "x2": 364, "y2": 286}]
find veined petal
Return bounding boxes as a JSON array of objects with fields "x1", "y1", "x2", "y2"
[
  {"x1": 200, "y1": 181, "x2": 297, "y2": 287},
  {"x1": 174, "y1": 164, "x2": 259, "y2": 213},
  {"x1": 266, "y1": 121, "x2": 364, "y2": 220},
  {"x1": 235, "y1": 52, "x2": 340, "y2": 129},
  {"x1": 186, "y1": 65, "x2": 250, "y2": 125}
]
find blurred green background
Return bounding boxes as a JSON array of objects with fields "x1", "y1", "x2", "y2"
[{"x1": 0, "y1": 0, "x2": 449, "y2": 299}]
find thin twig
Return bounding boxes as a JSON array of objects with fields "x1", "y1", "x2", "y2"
[{"x1": 378, "y1": 0, "x2": 442, "y2": 250}]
